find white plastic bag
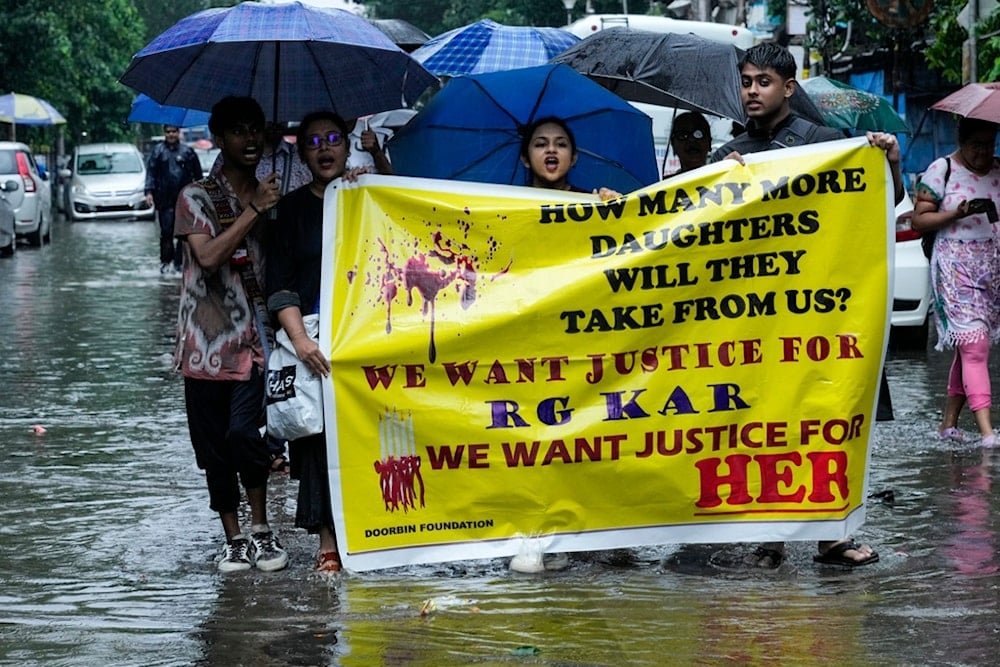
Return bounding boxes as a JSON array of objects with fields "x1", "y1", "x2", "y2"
[{"x1": 266, "y1": 314, "x2": 324, "y2": 441}]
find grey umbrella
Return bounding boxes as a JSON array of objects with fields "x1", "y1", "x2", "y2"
[
  {"x1": 551, "y1": 28, "x2": 746, "y2": 122},
  {"x1": 369, "y1": 18, "x2": 431, "y2": 53}
]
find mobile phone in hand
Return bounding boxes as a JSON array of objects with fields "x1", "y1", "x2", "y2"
[{"x1": 966, "y1": 198, "x2": 999, "y2": 223}]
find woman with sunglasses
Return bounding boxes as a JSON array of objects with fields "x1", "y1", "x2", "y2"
[
  {"x1": 265, "y1": 111, "x2": 369, "y2": 574},
  {"x1": 664, "y1": 112, "x2": 712, "y2": 178}
]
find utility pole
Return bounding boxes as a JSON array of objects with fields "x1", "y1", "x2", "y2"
[{"x1": 969, "y1": 0, "x2": 979, "y2": 83}]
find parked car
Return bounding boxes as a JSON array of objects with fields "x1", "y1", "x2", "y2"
[
  {"x1": 0, "y1": 141, "x2": 52, "y2": 246},
  {"x1": 0, "y1": 179, "x2": 19, "y2": 256},
  {"x1": 62, "y1": 143, "x2": 153, "y2": 222},
  {"x1": 891, "y1": 193, "x2": 932, "y2": 347}
]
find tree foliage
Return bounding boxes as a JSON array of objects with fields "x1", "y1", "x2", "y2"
[
  {"x1": 925, "y1": 0, "x2": 1000, "y2": 83},
  {"x1": 0, "y1": 0, "x2": 229, "y2": 150},
  {"x1": 0, "y1": 0, "x2": 147, "y2": 147}
]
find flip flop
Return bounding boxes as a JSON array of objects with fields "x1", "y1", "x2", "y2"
[{"x1": 813, "y1": 539, "x2": 879, "y2": 567}]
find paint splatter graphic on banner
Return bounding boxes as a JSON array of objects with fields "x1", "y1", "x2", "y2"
[{"x1": 349, "y1": 206, "x2": 510, "y2": 363}]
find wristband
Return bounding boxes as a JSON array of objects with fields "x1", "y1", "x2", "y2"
[{"x1": 248, "y1": 201, "x2": 262, "y2": 216}]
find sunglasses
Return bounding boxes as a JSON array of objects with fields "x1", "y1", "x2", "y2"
[
  {"x1": 303, "y1": 132, "x2": 345, "y2": 150},
  {"x1": 672, "y1": 129, "x2": 706, "y2": 141}
]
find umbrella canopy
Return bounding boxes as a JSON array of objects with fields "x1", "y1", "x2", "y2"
[
  {"x1": 799, "y1": 76, "x2": 909, "y2": 133},
  {"x1": 931, "y1": 82, "x2": 1000, "y2": 123},
  {"x1": 369, "y1": 18, "x2": 431, "y2": 52},
  {"x1": 119, "y1": 1, "x2": 438, "y2": 123},
  {"x1": 0, "y1": 92, "x2": 66, "y2": 126},
  {"x1": 551, "y1": 28, "x2": 745, "y2": 123},
  {"x1": 127, "y1": 93, "x2": 211, "y2": 127},
  {"x1": 412, "y1": 19, "x2": 579, "y2": 77},
  {"x1": 388, "y1": 63, "x2": 658, "y2": 194}
]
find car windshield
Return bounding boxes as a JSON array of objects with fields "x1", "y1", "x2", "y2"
[{"x1": 77, "y1": 151, "x2": 142, "y2": 175}]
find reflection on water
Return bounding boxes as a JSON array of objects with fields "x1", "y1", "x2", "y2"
[{"x1": 2, "y1": 219, "x2": 1000, "y2": 666}]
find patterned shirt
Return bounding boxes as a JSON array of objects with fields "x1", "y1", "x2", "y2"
[{"x1": 173, "y1": 157, "x2": 266, "y2": 380}]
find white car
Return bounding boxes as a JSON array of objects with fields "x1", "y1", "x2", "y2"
[
  {"x1": 63, "y1": 143, "x2": 154, "y2": 222},
  {"x1": 891, "y1": 194, "x2": 932, "y2": 346},
  {"x1": 0, "y1": 141, "x2": 52, "y2": 246}
]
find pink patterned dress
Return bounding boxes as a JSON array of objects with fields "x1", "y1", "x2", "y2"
[{"x1": 917, "y1": 156, "x2": 1000, "y2": 350}]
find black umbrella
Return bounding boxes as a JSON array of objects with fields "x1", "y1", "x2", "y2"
[
  {"x1": 551, "y1": 28, "x2": 746, "y2": 122},
  {"x1": 369, "y1": 18, "x2": 431, "y2": 53}
]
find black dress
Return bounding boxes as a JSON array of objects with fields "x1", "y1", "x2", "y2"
[{"x1": 265, "y1": 185, "x2": 334, "y2": 534}]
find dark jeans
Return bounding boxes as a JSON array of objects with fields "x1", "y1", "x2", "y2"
[{"x1": 157, "y1": 206, "x2": 180, "y2": 267}]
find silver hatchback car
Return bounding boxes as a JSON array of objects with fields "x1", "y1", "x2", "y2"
[
  {"x1": 64, "y1": 143, "x2": 154, "y2": 222},
  {"x1": 0, "y1": 141, "x2": 52, "y2": 246}
]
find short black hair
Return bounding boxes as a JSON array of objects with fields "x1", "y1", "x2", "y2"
[
  {"x1": 739, "y1": 43, "x2": 796, "y2": 81},
  {"x1": 208, "y1": 96, "x2": 265, "y2": 138},
  {"x1": 519, "y1": 116, "x2": 577, "y2": 160},
  {"x1": 296, "y1": 111, "x2": 350, "y2": 159}
]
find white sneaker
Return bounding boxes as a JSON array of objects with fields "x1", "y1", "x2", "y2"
[
  {"x1": 218, "y1": 536, "x2": 253, "y2": 572},
  {"x1": 250, "y1": 530, "x2": 289, "y2": 572}
]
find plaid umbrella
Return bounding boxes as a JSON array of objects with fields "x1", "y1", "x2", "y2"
[
  {"x1": 412, "y1": 19, "x2": 579, "y2": 77},
  {"x1": 119, "y1": 1, "x2": 437, "y2": 123},
  {"x1": 388, "y1": 64, "x2": 658, "y2": 194},
  {"x1": 127, "y1": 94, "x2": 211, "y2": 127},
  {"x1": 799, "y1": 76, "x2": 909, "y2": 133}
]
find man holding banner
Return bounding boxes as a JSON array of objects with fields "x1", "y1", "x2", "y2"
[{"x1": 710, "y1": 42, "x2": 904, "y2": 569}]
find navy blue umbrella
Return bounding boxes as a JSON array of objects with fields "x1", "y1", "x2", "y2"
[
  {"x1": 119, "y1": 1, "x2": 438, "y2": 123},
  {"x1": 388, "y1": 64, "x2": 658, "y2": 194}
]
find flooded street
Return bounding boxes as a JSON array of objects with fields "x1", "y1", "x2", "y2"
[{"x1": 3, "y1": 217, "x2": 1000, "y2": 666}]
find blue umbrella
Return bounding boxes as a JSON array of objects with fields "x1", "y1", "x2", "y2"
[
  {"x1": 388, "y1": 64, "x2": 658, "y2": 194},
  {"x1": 412, "y1": 19, "x2": 579, "y2": 77},
  {"x1": 127, "y1": 94, "x2": 211, "y2": 127},
  {"x1": 119, "y1": 1, "x2": 438, "y2": 123}
]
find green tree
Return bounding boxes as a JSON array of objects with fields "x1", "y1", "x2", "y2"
[
  {"x1": 0, "y1": 0, "x2": 146, "y2": 146},
  {"x1": 925, "y1": 0, "x2": 1000, "y2": 83}
]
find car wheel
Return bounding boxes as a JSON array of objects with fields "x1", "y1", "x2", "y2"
[
  {"x1": 0, "y1": 242, "x2": 13, "y2": 257},
  {"x1": 42, "y1": 214, "x2": 51, "y2": 244},
  {"x1": 25, "y1": 225, "x2": 42, "y2": 247}
]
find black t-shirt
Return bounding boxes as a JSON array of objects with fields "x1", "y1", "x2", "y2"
[{"x1": 265, "y1": 185, "x2": 324, "y2": 317}]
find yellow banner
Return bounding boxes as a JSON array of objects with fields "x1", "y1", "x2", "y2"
[{"x1": 318, "y1": 137, "x2": 893, "y2": 571}]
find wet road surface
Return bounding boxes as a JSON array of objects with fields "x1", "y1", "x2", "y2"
[{"x1": 2, "y1": 218, "x2": 999, "y2": 666}]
